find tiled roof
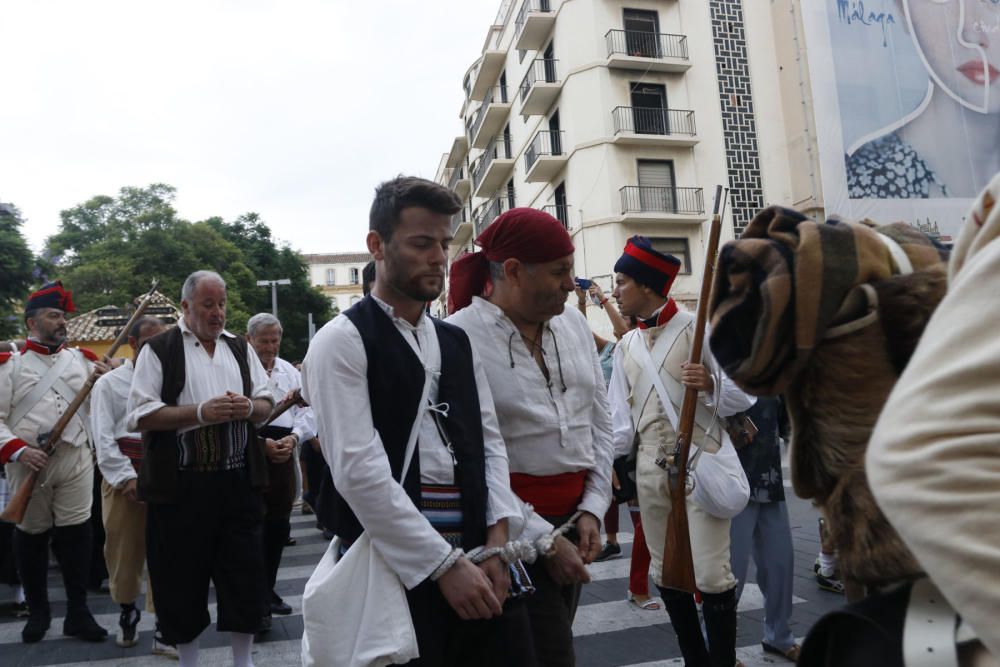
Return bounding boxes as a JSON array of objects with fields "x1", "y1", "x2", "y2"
[
  {"x1": 67, "y1": 290, "x2": 180, "y2": 343},
  {"x1": 301, "y1": 252, "x2": 373, "y2": 265}
]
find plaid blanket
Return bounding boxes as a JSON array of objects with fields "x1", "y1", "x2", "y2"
[{"x1": 708, "y1": 206, "x2": 948, "y2": 395}]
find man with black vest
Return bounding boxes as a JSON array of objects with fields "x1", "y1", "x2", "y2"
[
  {"x1": 301, "y1": 176, "x2": 528, "y2": 666},
  {"x1": 127, "y1": 270, "x2": 274, "y2": 667}
]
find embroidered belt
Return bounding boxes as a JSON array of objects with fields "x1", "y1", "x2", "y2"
[
  {"x1": 116, "y1": 437, "x2": 143, "y2": 461},
  {"x1": 421, "y1": 484, "x2": 463, "y2": 549},
  {"x1": 176, "y1": 421, "x2": 249, "y2": 473},
  {"x1": 510, "y1": 470, "x2": 587, "y2": 518}
]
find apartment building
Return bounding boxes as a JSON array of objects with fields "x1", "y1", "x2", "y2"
[
  {"x1": 302, "y1": 252, "x2": 372, "y2": 313},
  {"x1": 434, "y1": 0, "x2": 800, "y2": 321}
]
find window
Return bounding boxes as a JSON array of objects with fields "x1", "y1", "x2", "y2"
[
  {"x1": 325, "y1": 268, "x2": 335, "y2": 286},
  {"x1": 552, "y1": 182, "x2": 568, "y2": 228},
  {"x1": 623, "y1": 9, "x2": 660, "y2": 58},
  {"x1": 649, "y1": 237, "x2": 692, "y2": 275},
  {"x1": 349, "y1": 267, "x2": 360, "y2": 285}
]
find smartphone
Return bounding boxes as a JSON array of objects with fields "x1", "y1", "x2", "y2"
[{"x1": 574, "y1": 277, "x2": 592, "y2": 289}]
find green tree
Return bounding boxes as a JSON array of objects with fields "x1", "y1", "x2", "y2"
[
  {"x1": 46, "y1": 185, "x2": 330, "y2": 361},
  {"x1": 0, "y1": 203, "x2": 37, "y2": 339},
  {"x1": 206, "y1": 213, "x2": 332, "y2": 361}
]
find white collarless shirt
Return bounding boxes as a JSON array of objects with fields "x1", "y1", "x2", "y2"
[
  {"x1": 264, "y1": 357, "x2": 316, "y2": 444},
  {"x1": 301, "y1": 297, "x2": 520, "y2": 589},
  {"x1": 91, "y1": 359, "x2": 141, "y2": 489}
]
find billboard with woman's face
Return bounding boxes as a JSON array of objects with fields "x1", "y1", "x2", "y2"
[{"x1": 802, "y1": 0, "x2": 999, "y2": 237}]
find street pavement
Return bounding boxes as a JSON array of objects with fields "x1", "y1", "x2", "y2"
[{"x1": 0, "y1": 456, "x2": 846, "y2": 666}]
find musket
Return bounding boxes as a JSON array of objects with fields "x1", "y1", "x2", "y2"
[
  {"x1": 1, "y1": 281, "x2": 160, "y2": 524},
  {"x1": 658, "y1": 186, "x2": 728, "y2": 594},
  {"x1": 262, "y1": 388, "x2": 303, "y2": 429}
]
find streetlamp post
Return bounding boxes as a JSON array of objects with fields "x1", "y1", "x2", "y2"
[{"x1": 256, "y1": 278, "x2": 291, "y2": 316}]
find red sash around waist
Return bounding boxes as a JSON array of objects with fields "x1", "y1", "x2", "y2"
[
  {"x1": 509, "y1": 470, "x2": 587, "y2": 518},
  {"x1": 117, "y1": 437, "x2": 143, "y2": 461}
]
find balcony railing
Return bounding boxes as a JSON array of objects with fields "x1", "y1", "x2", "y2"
[
  {"x1": 515, "y1": 0, "x2": 553, "y2": 36},
  {"x1": 472, "y1": 135, "x2": 513, "y2": 190},
  {"x1": 519, "y1": 58, "x2": 559, "y2": 103},
  {"x1": 525, "y1": 130, "x2": 565, "y2": 171},
  {"x1": 470, "y1": 85, "x2": 510, "y2": 142},
  {"x1": 612, "y1": 107, "x2": 696, "y2": 136},
  {"x1": 451, "y1": 207, "x2": 469, "y2": 235},
  {"x1": 605, "y1": 29, "x2": 689, "y2": 61},
  {"x1": 475, "y1": 196, "x2": 513, "y2": 236},
  {"x1": 542, "y1": 203, "x2": 569, "y2": 229},
  {"x1": 620, "y1": 186, "x2": 704, "y2": 216},
  {"x1": 447, "y1": 165, "x2": 467, "y2": 191}
]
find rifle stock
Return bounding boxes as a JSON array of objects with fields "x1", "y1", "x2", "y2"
[
  {"x1": 659, "y1": 187, "x2": 726, "y2": 593},
  {"x1": 1, "y1": 282, "x2": 160, "y2": 524}
]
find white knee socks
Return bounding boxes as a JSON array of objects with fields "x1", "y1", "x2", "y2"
[{"x1": 231, "y1": 631, "x2": 255, "y2": 667}]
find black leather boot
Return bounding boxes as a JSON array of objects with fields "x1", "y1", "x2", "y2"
[
  {"x1": 658, "y1": 586, "x2": 710, "y2": 667},
  {"x1": 14, "y1": 529, "x2": 51, "y2": 643},
  {"x1": 701, "y1": 588, "x2": 738, "y2": 667},
  {"x1": 52, "y1": 522, "x2": 107, "y2": 642}
]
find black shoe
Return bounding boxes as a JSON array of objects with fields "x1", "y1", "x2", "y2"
[
  {"x1": 11, "y1": 601, "x2": 29, "y2": 618},
  {"x1": 301, "y1": 503, "x2": 314, "y2": 516},
  {"x1": 593, "y1": 542, "x2": 622, "y2": 562},
  {"x1": 286, "y1": 536, "x2": 297, "y2": 546},
  {"x1": 257, "y1": 613, "x2": 272, "y2": 636},
  {"x1": 64, "y1": 608, "x2": 109, "y2": 642},
  {"x1": 270, "y1": 594, "x2": 293, "y2": 616},
  {"x1": 117, "y1": 604, "x2": 141, "y2": 647},
  {"x1": 22, "y1": 611, "x2": 51, "y2": 643}
]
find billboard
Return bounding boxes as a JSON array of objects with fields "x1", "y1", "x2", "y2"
[{"x1": 801, "y1": 0, "x2": 1000, "y2": 238}]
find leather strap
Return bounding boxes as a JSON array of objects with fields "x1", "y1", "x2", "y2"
[{"x1": 903, "y1": 578, "x2": 959, "y2": 667}]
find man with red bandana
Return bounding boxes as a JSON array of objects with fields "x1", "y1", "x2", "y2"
[
  {"x1": 608, "y1": 237, "x2": 754, "y2": 667},
  {"x1": 447, "y1": 208, "x2": 615, "y2": 667},
  {"x1": 0, "y1": 281, "x2": 110, "y2": 643}
]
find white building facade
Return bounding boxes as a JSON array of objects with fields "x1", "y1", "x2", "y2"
[
  {"x1": 435, "y1": 0, "x2": 802, "y2": 328},
  {"x1": 302, "y1": 252, "x2": 373, "y2": 313}
]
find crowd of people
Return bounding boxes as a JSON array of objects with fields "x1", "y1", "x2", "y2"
[{"x1": 0, "y1": 171, "x2": 997, "y2": 667}]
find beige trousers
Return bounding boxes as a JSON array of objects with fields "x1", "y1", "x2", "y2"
[
  {"x1": 636, "y1": 441, "x2": 736, "y2": 594},
  {"x1": 5, "y1": 443, "x2": 92, "y2": 534},
  {"x1": 101, "y1": 479, "x2": 154, "y2": 612}
]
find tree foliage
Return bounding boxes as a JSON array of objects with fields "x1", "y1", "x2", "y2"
[
  {"x1": 0, "y1": 204, "x2": 37, "y2": 339},
  {"x1": 46, "y1": 185, "x2": 331, "y2": 361}
]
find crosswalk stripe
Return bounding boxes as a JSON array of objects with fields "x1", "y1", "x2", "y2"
[
  {"x1": 623, "y1": 638, "x2": 804, "y2": 667},
  {"x1": 41, "y1": 637, "x2": 304, "y2": 667},
  {"x1": 572, "y1": 586, "x2": 805, "y2": 636}
]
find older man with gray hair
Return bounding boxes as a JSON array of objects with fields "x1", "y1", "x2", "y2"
[
  {"x1": 245, "y1": 312, "x2": 315, "y2": 625},
  {"x1": 127, "y1": 271, "x2": 274, "y2": 667}
]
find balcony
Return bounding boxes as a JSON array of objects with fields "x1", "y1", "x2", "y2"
[
  {"x1": 619, "y1": 186, "x2": 705, "y2": 223},
  {"x1": 524, "y1": 130, "x2": 568, "y2": 183},
  {"x1": 472, "y1": 135, "x2": 515, "y2": 198},
  {"x1": 447, "y1": 165, "x2": 472, "y2": 202},
  {"x1": 474, "y1": 196, "x2": 513, "y2": 237},
  {"x1": 515, "y1": 0, "x2": 556, "y2": 51},
  {"x1": 605, "y1": 29, "x2": 691, "y2": 73},
  {"x1": 451, "y1": 207, "x2": 473, "y2": 244},
  {"x1": 611, "y1": 107, "x2": 699, "y2": 147},
  {"x1": 469, "y1": 49, "x2": 507, "y2": 101},
  {"x1": 469, "y1": 86, "x2": 513, "y2": 149},
  {"x1": 519, "y1": 58, "x2": 561, "y2": 116},
  {"x1": 445, "y1": 135, "x2": 469, "y2": 169},
  {"x1": 542, "y1": 203, "x2": 570, "y2": 229}
]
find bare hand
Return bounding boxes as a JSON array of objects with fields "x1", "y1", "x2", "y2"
[
  {"x1": 225, "y1": 391, "x2": 254, "y2": 419},
  {"x1": 265, "y1": 438, "x2": 293, "y2": 464},
  {"x1": 18, "y1": 447, "x2": 48, "y2": 472},
  {"x1": 93, "y1": 360, "x2": 112, "y2": 377},
  {"x1": 588, "y1": 283, "x2": 605, "y2": 301},
  {"x1": 437, "y1": 557, "x2": 502, "y2": 620},
  {"x1": 199, "y1": 395, "x2": 241, "y2": 423},
  {"x1": 543, "y1": 535, "x2": 591, "y2": 586},
  {"x1": 120, "y1": 478, "x2": 139, "y2": 503},
  {"x1": 478, "y1": 556, "x2": 510, "y2": 607},
  {"x1": 574, "y1": 286, "x2": 587, "y2": 306},
  {"x1": 575, "y1": 512, "x2": 602, "y2": 564},
  {"x1": 680, "y1": 362, "x2": 714, "y2": 393}
]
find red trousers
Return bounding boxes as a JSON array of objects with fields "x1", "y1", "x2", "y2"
[{"x1": 604, "y1": 502, "x2": 652, "y2": 596}]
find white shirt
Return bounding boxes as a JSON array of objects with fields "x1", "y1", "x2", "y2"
[
  {"x1": 91, "y1": 359, "x2": 141, "y2": 489},
  {"x1": 126, "y1": 318, "x2": 273, "y2": 433},
  {"x1": 265, "y1": 357, "x2": 316, "y2": 444},
  {"x1": 446, "y1": 297, "x2": 616, "y2": 543},
  {"x1": 300, "y1": 298, "x2": 521, "y2": 589}
]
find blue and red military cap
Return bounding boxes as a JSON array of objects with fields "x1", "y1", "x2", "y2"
[
  {"x1": 614, "y1": 236, "x2": 682, "y2": 297},
  {"x1": 25, "y1": 280, "x2": 75, "y2": 314}
]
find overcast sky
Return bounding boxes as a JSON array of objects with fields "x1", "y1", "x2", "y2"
[{"x1": 1, "y1": 0, "x2": 499, "y2": 254}]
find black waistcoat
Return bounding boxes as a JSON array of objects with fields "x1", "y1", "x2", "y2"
[{"x1": 325, "y1": 296, "x2": 488, "y2": 550}]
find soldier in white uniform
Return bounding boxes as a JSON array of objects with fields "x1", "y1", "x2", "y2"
[
  {"x1": 0, "y1": 281, "x2": 110, "y2": 643},
  {"x1": 607, "y1": 238, "x2": 754, "y2": 667}
]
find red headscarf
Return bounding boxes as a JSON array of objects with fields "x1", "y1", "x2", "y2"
[{"x1": 448, "y1": 207, "x2": 575, "y2": 314}]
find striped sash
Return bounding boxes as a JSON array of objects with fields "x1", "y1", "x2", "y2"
[{"x1": 421, "y1": 484, "x2": 464, "y2": 549}]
